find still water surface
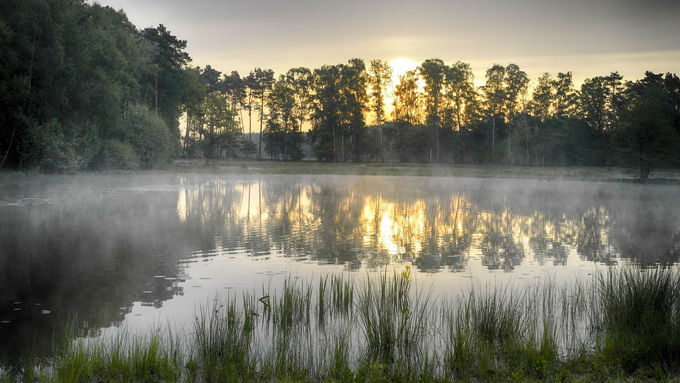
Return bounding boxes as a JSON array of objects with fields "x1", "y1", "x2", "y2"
[{"x1": 0, "y1": 173, "x2": 679, "y2": 364}]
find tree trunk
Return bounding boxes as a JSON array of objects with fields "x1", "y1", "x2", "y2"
[
  {"x1": 0, "y1": 126, "x2": 17, "y2": 168},
  {"x1": 248, "y1": 107, "x2": 252, "y2": 159},
  {"x1": 436, "y1": 126, "x2": 440, "y2": 163},
  {"x1": 491, "y1": 115, "x2": 496, "y2": 162},
  {"x1": 640, "y1": 164, "x2": 650, "y2": 183},
  {"x1": 183, "y1": 113, "x2": 191, "y2": 157},
  {"x1": 341, "y1": 135, "x2": 344, "y2": 162},
  {"x1": 507, "y1": 126, "x2": 512, "y2": 164},
  {"x1": 332, "y1": 126, "x2": 336, "y2": 161},
  {"x1": 258, "y1": 98, "x2": 264, "y2": 160},
  {"x1": 155, "y1": 71, "x2": 159, "y2": 113}
]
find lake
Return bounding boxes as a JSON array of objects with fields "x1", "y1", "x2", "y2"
[{"x1": 1, "y1": 172, "x2": 679, "y2": 366}]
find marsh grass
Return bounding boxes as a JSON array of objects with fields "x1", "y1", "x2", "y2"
[
  {"x1": 53, "y1": 328, "x2": 183, "y2": 382},
  {"x1": 14, "y1": 267, "x2": 680, "y2": 382},
  {"x1": 593, "y1": 268, "x2": 680, "y2": 373}
]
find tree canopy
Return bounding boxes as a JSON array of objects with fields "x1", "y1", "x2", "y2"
[{"x1": 1, "y1": 1, "x2": 679, "y2": 180}]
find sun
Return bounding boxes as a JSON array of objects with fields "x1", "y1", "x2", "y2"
[
  {"x1": 373, "y1": 58, "x2": 420, "y2": 122},
  {"x1": 388, "y1": 57, "x2": 420, "y2": 84}
]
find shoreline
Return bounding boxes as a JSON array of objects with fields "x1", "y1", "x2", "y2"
[{"x1": 166, "y1": 160, "x2": 680, "y2": 184}]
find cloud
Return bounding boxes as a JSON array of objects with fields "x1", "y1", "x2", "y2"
[{"x1": 94, "y1": 0, "x2": 680, "y2": 79}]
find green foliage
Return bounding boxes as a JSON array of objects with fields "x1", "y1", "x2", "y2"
[
  {"x1": 594, "y1": 269, "x2": 680, "y2": 372},
  {"x1": 199, "y1": 92, "x2": 240, "y2": 161},
  {"x1": 264, "y1": 73, "x2": 307, "y2": 160},
  {"x1": 141, "y1": 24, "x2": 191, "y2": 135},
  {"x1": 10, "y1": 269, "x2": 680, "y2": 382},
  {"x1": 23, "y1": 119, "x2": 98, "y2": 172},
  {"x1": 126, "y1": 105, "x2": 173, "y2": 168},
  {"x1": 614, "y1": 79, "x2": 680, "y2": 181},
  {"x1": 368, "y1": 59, "x2": 392, "y2": 125},
  {"x1": 55, "y1": 333, "x2": 181, "y2": 383},
  {"x1": 1, "y1": 0, "x2": 678, "y2": 176},
  {"x1": 0, "y1": 0, "x2": 191, "y2": 171},
  {"x1": 309, "y1": 59, "x2": 369, "y2": 161},
  {"x1": 95, "y1": 139, "x2": 140, "y2": 170}
]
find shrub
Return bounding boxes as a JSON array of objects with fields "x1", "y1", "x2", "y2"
[
  {"x1": 95, "y1": 139, "x2": 140, "y2": 170},
  {"x1": 23, "y1": 119, "x2": 98, "y2": 172},
  {"x1": 125, "y1": 105, "x2": 173, "y2": 168}
]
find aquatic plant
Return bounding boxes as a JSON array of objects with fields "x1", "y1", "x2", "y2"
[{"x1": 10, "y1": 267, "x2": 680, "y2": 382}]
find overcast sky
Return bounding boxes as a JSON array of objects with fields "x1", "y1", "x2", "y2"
[{"x1": 94, "y1": 0, "x2": 680, "y2": 84}]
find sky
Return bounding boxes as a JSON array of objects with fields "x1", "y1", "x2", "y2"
[{"x1": 94, "y1": 0, "x2": 680, "y2": 86}]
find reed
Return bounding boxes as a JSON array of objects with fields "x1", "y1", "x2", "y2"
[{"x1": 15, "y1": 267, "x2": 680, "y2": 382}]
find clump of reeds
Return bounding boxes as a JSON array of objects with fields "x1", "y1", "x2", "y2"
[
  {"x1": 191, "y1": 298, "x2": 257, "y2": 381},
  {"x1": 592, "y1": 268, "x2": 680, "y2": 372},
  {"x1": 14, "y1": 266, "x2": 680, "y2": 382},
  {"x1": 54, "y1": 328, "x2": 182, "y2": 382},
  {"x1": 440, "y1": 283, "x2": 559, "y2": 380}
]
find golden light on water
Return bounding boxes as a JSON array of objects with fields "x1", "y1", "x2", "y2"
[{"x1": 174, "y1": 178, "x2": 627, "y2": 269}]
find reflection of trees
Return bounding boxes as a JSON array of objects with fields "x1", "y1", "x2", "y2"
[
  {"x1": 3, "y1": 176, "x2": 679, "y2": 368},
  {"x1": 479, "y1": 209, "x2": 525, "y2": 271},
  {"x1": 413, "y1": 194, "x2": 474, "y2": 272},
  {"x1": 178, "y1": 177, "x2": 680, "y2": 275},
  {"x1": 528, "y1": 212, "x2": 573, "y2": 266},
  {"x1": 0, "y1": 182, "x2": 187, "y2": 367},
  {"x1": 609, "y1": 197, "x2": 680, "y2": 267},
  {"x1": 576, "y1": 207, "x2": 617, "y2": 265},
  {"x1": 179, "y1": 178, "x2": 480, "y2": 272}
]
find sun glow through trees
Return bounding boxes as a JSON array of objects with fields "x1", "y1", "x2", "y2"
[{"x1": 383, "y1": 58, "x2": 420, "y2": 120}]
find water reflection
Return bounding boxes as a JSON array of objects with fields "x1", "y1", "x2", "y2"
[
  {"x1": 0, "y1": 177, "x2": 189, "y2": 367},
  {"x1": 0, "y1": 174, "x2": 679, "y2": 367},
  {"x1": 177, "y1": 176, "x2": 680, "y2": 272}
]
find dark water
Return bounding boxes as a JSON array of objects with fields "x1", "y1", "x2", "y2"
[{"x1": 0, "y1": 173, "x2": 679, "y2": 365}]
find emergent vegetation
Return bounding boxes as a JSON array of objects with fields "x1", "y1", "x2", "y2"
[{"x1": 3, "y1": 268, "x2": 680, "y2": 382}]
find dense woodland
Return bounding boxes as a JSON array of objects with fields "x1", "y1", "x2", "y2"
[{"x1": 1, "y1": 1, "x2": 679, "y2": 180}]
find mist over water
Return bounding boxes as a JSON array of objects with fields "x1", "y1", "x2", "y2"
[{"x1": 0, "y1": 173, "x2": 679, "y2": 364}]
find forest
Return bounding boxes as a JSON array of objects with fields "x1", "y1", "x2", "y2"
[{"x1": 1, "y1": 0, "x2": 679, "y2": 181}]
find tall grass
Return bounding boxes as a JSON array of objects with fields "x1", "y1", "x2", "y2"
[
  {"x1": 53, "y1": 328, "x2": 183, "y2": 382},
  {"x1": 593, "y1": 268, "x2": 680, "y2": 372},
  {"x1": 11, "y1": 267, "x2": 680, "y2": 382}
]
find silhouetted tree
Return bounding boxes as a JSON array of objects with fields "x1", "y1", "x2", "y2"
[
  {"x1": 615, "y1": 75, "x2": 680, "y2": 181},
  {"x1": 420, "y1": 59, "x2": 447, "y2": 162}
]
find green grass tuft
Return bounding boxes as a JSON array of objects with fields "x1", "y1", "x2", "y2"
[{"x1": 8, "y1": 267, "x2": 680, "y2": 382}]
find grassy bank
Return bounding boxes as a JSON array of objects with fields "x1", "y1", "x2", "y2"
[
  {"x1": 169, "y1": 160, "x2": 680, "y2": 183},
  {"x1": 3, "y1": 268, "x2": 680, "y2": 382},
  {"x1": 3, "y1": 160, "x2": 680, "y2": 184}
]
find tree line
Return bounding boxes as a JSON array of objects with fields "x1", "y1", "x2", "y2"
[
  {"x1": 0, "y1": 0, "x2": 188, "y2": 171},
  {"x1": 181, "y1": 57, "x2": 680, "y2": 181},
  {"x1": 1, "y1": 0, "x2": 679, "y2": 181}
]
